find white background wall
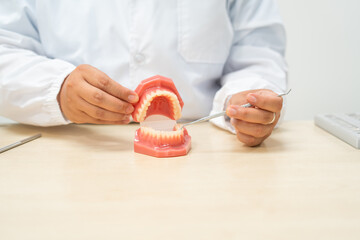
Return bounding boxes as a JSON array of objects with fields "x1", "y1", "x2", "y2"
[
  {"x1": 1, "y1": 0, "x2": 359, "y2": 124},
  {"x1": 278, "y1": 0, "x2": 360, "y2": 120}
]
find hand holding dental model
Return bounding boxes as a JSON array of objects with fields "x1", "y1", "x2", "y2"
[
  {"x1": 58, "y1": 64, "x2": 139, "y2": 124},
  {"x1": 226, "y1": 90, "x2": 284, "y2": 147},
  {"x1": 58, "y1": 66, "x2": 285, "y2": 155}
]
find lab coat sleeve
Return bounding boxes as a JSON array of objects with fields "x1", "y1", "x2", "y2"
[
  {"x1": 0, "y1": 1, "x2": 76, "y2": 126},
  {"x1": 210, "y1": 0, "x2": 288, "y2": 133}
]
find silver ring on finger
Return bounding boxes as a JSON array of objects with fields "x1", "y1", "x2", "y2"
[{"x1": 267, "y1": 112, "x2": 276, "y2": 125}]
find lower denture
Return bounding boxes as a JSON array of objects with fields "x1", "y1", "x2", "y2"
[{"x1": 136, "y1": 125, "x2": 186, "y2": 147}]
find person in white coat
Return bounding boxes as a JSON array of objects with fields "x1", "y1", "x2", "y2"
[{"x1": 0, "y1": 0, "x2": 288, "y2": 146}]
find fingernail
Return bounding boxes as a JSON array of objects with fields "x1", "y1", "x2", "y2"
[
  {"x1": 230, "y1": 117, "x2": 237, "y2": 126},
  {"x1": 128, "y1": 94, "x2": 138, "y2": 103},
  {"x1": 121, "y1": 117, "x2": 130, "y2": 124},
  {"x1": 124, "y1": 115, "x2": 131, "y2": 122},
  {"x1": 248, "y1": 94, "x2": 257, "y2": 103},
  {"x1": 126, "y1": 105, "x2": 134, "y2": 114},
  {"x1": 227, "y1": 107, "x2": 237, "y2": 116}
]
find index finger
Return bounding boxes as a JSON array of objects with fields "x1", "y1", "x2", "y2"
[
  {"x1": 247, "y1": 91, "x2": 283, "y2": 113},
  {"x1": 79, "y1": 65, "x2": 139, "y2": 103}
]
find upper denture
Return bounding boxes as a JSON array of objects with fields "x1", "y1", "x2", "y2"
[
  {"x1": 132, "y1": 75, "x2": 184, "y2": 122},
  {"x1": 133, "y1": 88, "x2": 182, "y2": 122}
]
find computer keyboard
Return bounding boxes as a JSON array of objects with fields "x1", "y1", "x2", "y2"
[{"x1": 315, "y1": 113, "x2": 360, "y2": 149}]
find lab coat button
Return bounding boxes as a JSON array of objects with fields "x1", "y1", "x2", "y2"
[{"x1": 134, "y1": 53, "x2": 145, "y2": 63}]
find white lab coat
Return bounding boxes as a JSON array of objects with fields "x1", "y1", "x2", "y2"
[{"x1": 0, "y1": 0, "x2": 287, "y2": 132}]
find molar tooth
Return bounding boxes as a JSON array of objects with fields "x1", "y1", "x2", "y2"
[
  {"x1": 144, "y1": 97, "x2": 151, "y2": 106},
  {"x1": 174, "y1": 129, "x2": 180, "y2": 136},
  {"x1": 145, "y1": 94, "x2": 152, "y2": 103},
  {"x1": 139, "y1": 128, "x2": 146, "y2": 141},
  {"x1": 146, "y1": 128, "x2": 151, "y2": 137},
  {"x1": 137, "y1": 102, "x2": 147, "y2": 121},
  {"x1": 180, "y1": 134, "x2": 185, "y2": 143},
  {"x1": 142, "y1": 128, "x2": 147, "y2": 137},
  {"x1": 174, "y1": 134, "x2": 179, "y2": 141},
  {"x1": 136, "y1": 112, "x2": 142, "y2": 121},
  {"x1": 139, "y1": 114, "x2": 145, "y2": 122},
  {"x1": 144, "y1": 129, "x2": 150, "y2": 141},
  {"x1": 173, "y1": 100, "x2": 180, "y2": 108},
  {"x1": 146, "y1": 127, "x2": 152, "y2": 135}
]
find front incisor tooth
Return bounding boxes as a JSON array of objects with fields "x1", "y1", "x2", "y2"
[
  {"x1": 156, "y1": 90, "x2": 163, "y2": 96},
  {"x1": 148, "y1": 92, "x2": 155, "y2": 99},
  {"x1": 160, "y1": 131, "x2": 166, "y2": 145}
]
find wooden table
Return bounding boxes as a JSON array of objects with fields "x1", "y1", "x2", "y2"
[{"x1": 0, "y1": 121, "x2": 359, "y2": 240}]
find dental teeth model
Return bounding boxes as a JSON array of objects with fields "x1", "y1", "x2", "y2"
[{"x1": 132, "y1": 75, "x2": 191, "y2": 158}]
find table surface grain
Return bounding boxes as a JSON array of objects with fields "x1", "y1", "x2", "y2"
[{"x1": 0, "y1": 121, "x2": 359, "y2": 240}]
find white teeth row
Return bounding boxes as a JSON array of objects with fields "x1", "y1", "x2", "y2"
[
  {"x1": 140, "y1": 126, "x2": 184, "y2": 139},
  {"x1": 135, "y1": 89, "x2": 181, "y2": 122}
]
